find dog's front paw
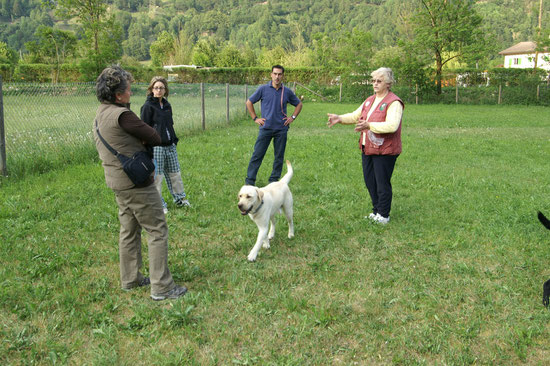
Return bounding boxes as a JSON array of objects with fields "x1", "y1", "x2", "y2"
[
  {"x1": 247, "y1": 253, "x2": 257, "y2": 262},
  {"x1": 288, "y1": 232, "x2": 294, "y2": 239},
  {"x1": 262, "y1": 241, "x2": 270, "y2": 249}
]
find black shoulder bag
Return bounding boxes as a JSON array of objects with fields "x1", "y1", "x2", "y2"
[{"x1": 95, "y1": 120, "x2": 155, "y2": 186}]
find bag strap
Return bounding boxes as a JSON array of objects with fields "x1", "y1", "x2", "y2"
[
  {"x1": 280, "y1": 84, "x2": 287, "y2": 118},
  {"x1": 95, "y1": 119, "x2": 120, "y2": 157}
]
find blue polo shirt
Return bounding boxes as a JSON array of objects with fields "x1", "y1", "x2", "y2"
[{"x1": 248, "y1": 81, "x2": 301, "y2": 130}]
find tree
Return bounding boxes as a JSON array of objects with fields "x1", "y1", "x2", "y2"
[
  {"x1": 79, "y1": 16, "x2": 123, "y2": 80},
  {"x1": 336, "y1": 27, "x2": 373, "y2": 74},
  {"x1": 53, "y1": 0, "x2": 122, "y2": 79},
  {"x1": 535, "y1": 27, "x2": 550, "y2": 67},
  {"x1": 216, "y1": 43, "x2": 244, "y2": 67},
  {"x1": 54, "y1": 0, "x2": 107, "y2": 54},
  {"x1": 258, "y1": 46, "x2": 286, "y2": 68},
  {"x1": 123, "y1": 16, "x2": 153, "y2": 60},
  {"x1": 24, "y1": 26, "x2": 77, "y2": 82},
  {"x1": 311, "y1": 33, "x2": 336, "y2": 68},
  {"x1": 150, "y1": 31, "x2": 175, "y2": 67},
  {"x1": 191, "y1": 38, "x2": 218, "y2": 67},
  {"x1": 25, "y1": 26, "x2": 77, "y2": 63},
  {"x1": 1, "y1": 0, "x2": 12, "y2": 18},
  {"x1": 410, "y1": 0, "x2": 487, "y2": 94},
  {"x1": 170, "y1": 30, "x2": 194, "y2": 65},
  {"x1": 0, "y1": 41, "x2": 17, "y2": 65}
]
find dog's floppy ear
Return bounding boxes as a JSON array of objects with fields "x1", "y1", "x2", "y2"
[{"x1": 256, "y1": 188, "x2": 264, "y2": 202}]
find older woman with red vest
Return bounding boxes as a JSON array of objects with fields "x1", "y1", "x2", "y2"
[{"x1": 327, "y1": 67, "x2": 404, "y2": 224}]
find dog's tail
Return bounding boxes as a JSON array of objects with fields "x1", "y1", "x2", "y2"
[
  {"x1": 538, "y1": 211, "x2": 550, "y2": 230},
  {"x1": 280, "y1": 160, "x2": 293, "y2": 185}
]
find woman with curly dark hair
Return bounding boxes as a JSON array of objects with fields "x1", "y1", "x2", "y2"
[{"x1": 93, "y1": 66, "x2": 187, "y2": 301}]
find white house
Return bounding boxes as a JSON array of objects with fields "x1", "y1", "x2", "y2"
[{"x1": 499, "y1": 41, "x2": 550, "y2": 71}]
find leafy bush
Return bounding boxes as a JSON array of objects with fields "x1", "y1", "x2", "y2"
[
  {"x1": 14, "y1": 64, "x2": 53, "y2": 82},
  {"x1": 0, "y1": 63, "x2": 14, "y2": 81}
]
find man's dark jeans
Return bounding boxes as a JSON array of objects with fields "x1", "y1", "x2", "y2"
[{"x1": 245, "y1": 128, "x2": 288, "y2": 186}]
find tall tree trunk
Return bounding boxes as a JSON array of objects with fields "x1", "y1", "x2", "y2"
[{"x1": 435, "y1": 51, "x2": 443, "y2": 95}]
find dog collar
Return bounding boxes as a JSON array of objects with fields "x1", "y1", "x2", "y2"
[{"x1": 251, "y1": 200, "x2": 264, "y2": 214}]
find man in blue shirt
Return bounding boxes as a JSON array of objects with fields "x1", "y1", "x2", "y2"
[{"x1": 245, "y1": 65, "x2": 303, "y2": 185}]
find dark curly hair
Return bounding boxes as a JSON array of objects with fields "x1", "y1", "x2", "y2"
[
  {"x1": 95, "y1": 66, "x2": 134, "y2": 103},
  {"x1": 146, "y1": 76, "x2": 169, "y2": 98}
]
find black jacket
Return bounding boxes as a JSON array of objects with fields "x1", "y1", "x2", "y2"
[{"x1": 140, "y1": 95, "x2": 179, "y2": 146}]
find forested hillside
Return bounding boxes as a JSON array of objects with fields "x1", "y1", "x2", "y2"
[{"x1": 0, "y1": 0, "x2": 548, "y2": 70}]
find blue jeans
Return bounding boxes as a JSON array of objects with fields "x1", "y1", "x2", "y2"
[{"x1": 246, "y1": 128, "x2": 288, "y2": 185}]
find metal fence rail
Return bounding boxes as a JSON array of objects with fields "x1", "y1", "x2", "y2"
[{"x1": 0, "y1": 82, "x2": 255, "y2": 177}]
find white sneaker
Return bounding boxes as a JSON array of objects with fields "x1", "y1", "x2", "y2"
[
  {"x1": 365, "y1": 212, "x2": 377, "y2": 220},
  {"x1": 374, "y1": 213, "x2": 390, "y2": 224}
]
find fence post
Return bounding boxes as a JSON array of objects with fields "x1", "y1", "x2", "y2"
[
  {"x1": 339, "y1": 81, "x2": 343, "y2": 102},
  {"x1": 537, "y1": 84, "x2": 540, "y2": 101},
  {"x1": 0, "y1": 75, "x2": 6, "y2": 176},
  {"x1": 226, "y1": 83, "x2": 230, "y2": 124},
  {"x1": 415, "y1": 84, "x2": 419, "y2": 105},
  {"x1": 455, "y1": 79, "x2": 459, "y2": 104},
  {"x1": 201, "y1": 82, "x2": 205, "y2": 130},
  {"x1": 498, "y1": 84, "x2": 502, "y2": 105}
]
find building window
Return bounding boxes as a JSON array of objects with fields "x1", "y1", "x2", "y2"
[{"x1": 513, "y1": 58, "x2": 521, "y2": 65}]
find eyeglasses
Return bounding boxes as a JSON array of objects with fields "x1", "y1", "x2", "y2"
[
  {"x1": 153, "y1": 86, "x2": 165, "y2": 90},
  {"x1": 371, "y1": 79, "x2": 384, "y2": 84}
]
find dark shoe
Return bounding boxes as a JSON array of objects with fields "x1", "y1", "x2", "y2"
[
  {"x1": 150, "y1": 285, "x2": 188, "y2": 301},
  {"x1": 122, "y1": 277, "x2": 150, "y2": 291},
  {"x1": 175, "y1": 199, "x2": 191, "y2": 208}
]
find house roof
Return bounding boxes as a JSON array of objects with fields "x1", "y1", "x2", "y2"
[{"x1": 499, "y1": 41, "x2": 537, "y2": 55}]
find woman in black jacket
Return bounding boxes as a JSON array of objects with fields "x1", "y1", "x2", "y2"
[{"x1": 140, "y1": 76, "x2": 190, "y2": 214}]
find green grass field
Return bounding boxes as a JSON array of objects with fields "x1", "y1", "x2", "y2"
[{"x1": 1, "y1": 103, "x2": 550, "y2": 364}]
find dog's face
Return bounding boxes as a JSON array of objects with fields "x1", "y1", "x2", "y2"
[{"x1": 238, "y1": 185, "x2": 263, "y2": 215}]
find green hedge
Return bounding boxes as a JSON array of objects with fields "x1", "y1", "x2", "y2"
[
  {"x1": 6, "y1": 64, "x2": 166, "y2": 83},
  {"x1": 120, "y1": 65, "x2": 166, "y2": 83},
  {"x1": 0, "y1": 64, "x2": 15, "y2": 81},
  {"x1": 171, "y1": 66, "x2": 345, "y2": 85}
]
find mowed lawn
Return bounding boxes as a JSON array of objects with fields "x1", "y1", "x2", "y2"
[{"x1": 1, "y1": 103, "x2": 550, "y2": 365}]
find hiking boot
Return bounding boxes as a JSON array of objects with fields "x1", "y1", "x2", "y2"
[
  {"x1": 175, "y1": 199, "x2": 191, "y2": 208},
  {"x1": 150, "y1": 285, "x2": 188, "y2": 301},
  {"x1": 122, "y1": 277, "x2": 150, "y2": 291}
]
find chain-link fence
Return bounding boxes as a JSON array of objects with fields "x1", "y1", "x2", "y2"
[
  {"x1": 0, "y1": 82, "x2": 256, "y2": 178},
  {"x1": 297, "y1": 81, "x2": 550, "y2": 106}
]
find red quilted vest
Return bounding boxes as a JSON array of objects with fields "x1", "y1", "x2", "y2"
[{"x1": 358, "y1": 91, "x2": 404, "y2": 155}]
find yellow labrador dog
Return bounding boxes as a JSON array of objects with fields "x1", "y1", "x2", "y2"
[{"x1": 238, "y1": 160, "x2": 294, "y2": 262}]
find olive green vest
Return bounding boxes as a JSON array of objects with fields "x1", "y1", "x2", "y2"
[{"x1": 93, "y1": 103, "x2": 147, "y2": 191}]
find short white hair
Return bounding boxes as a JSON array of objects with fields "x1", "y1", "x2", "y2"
[{"x1": 371, "y1": 67, "x2": 395, "y2": 88}]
